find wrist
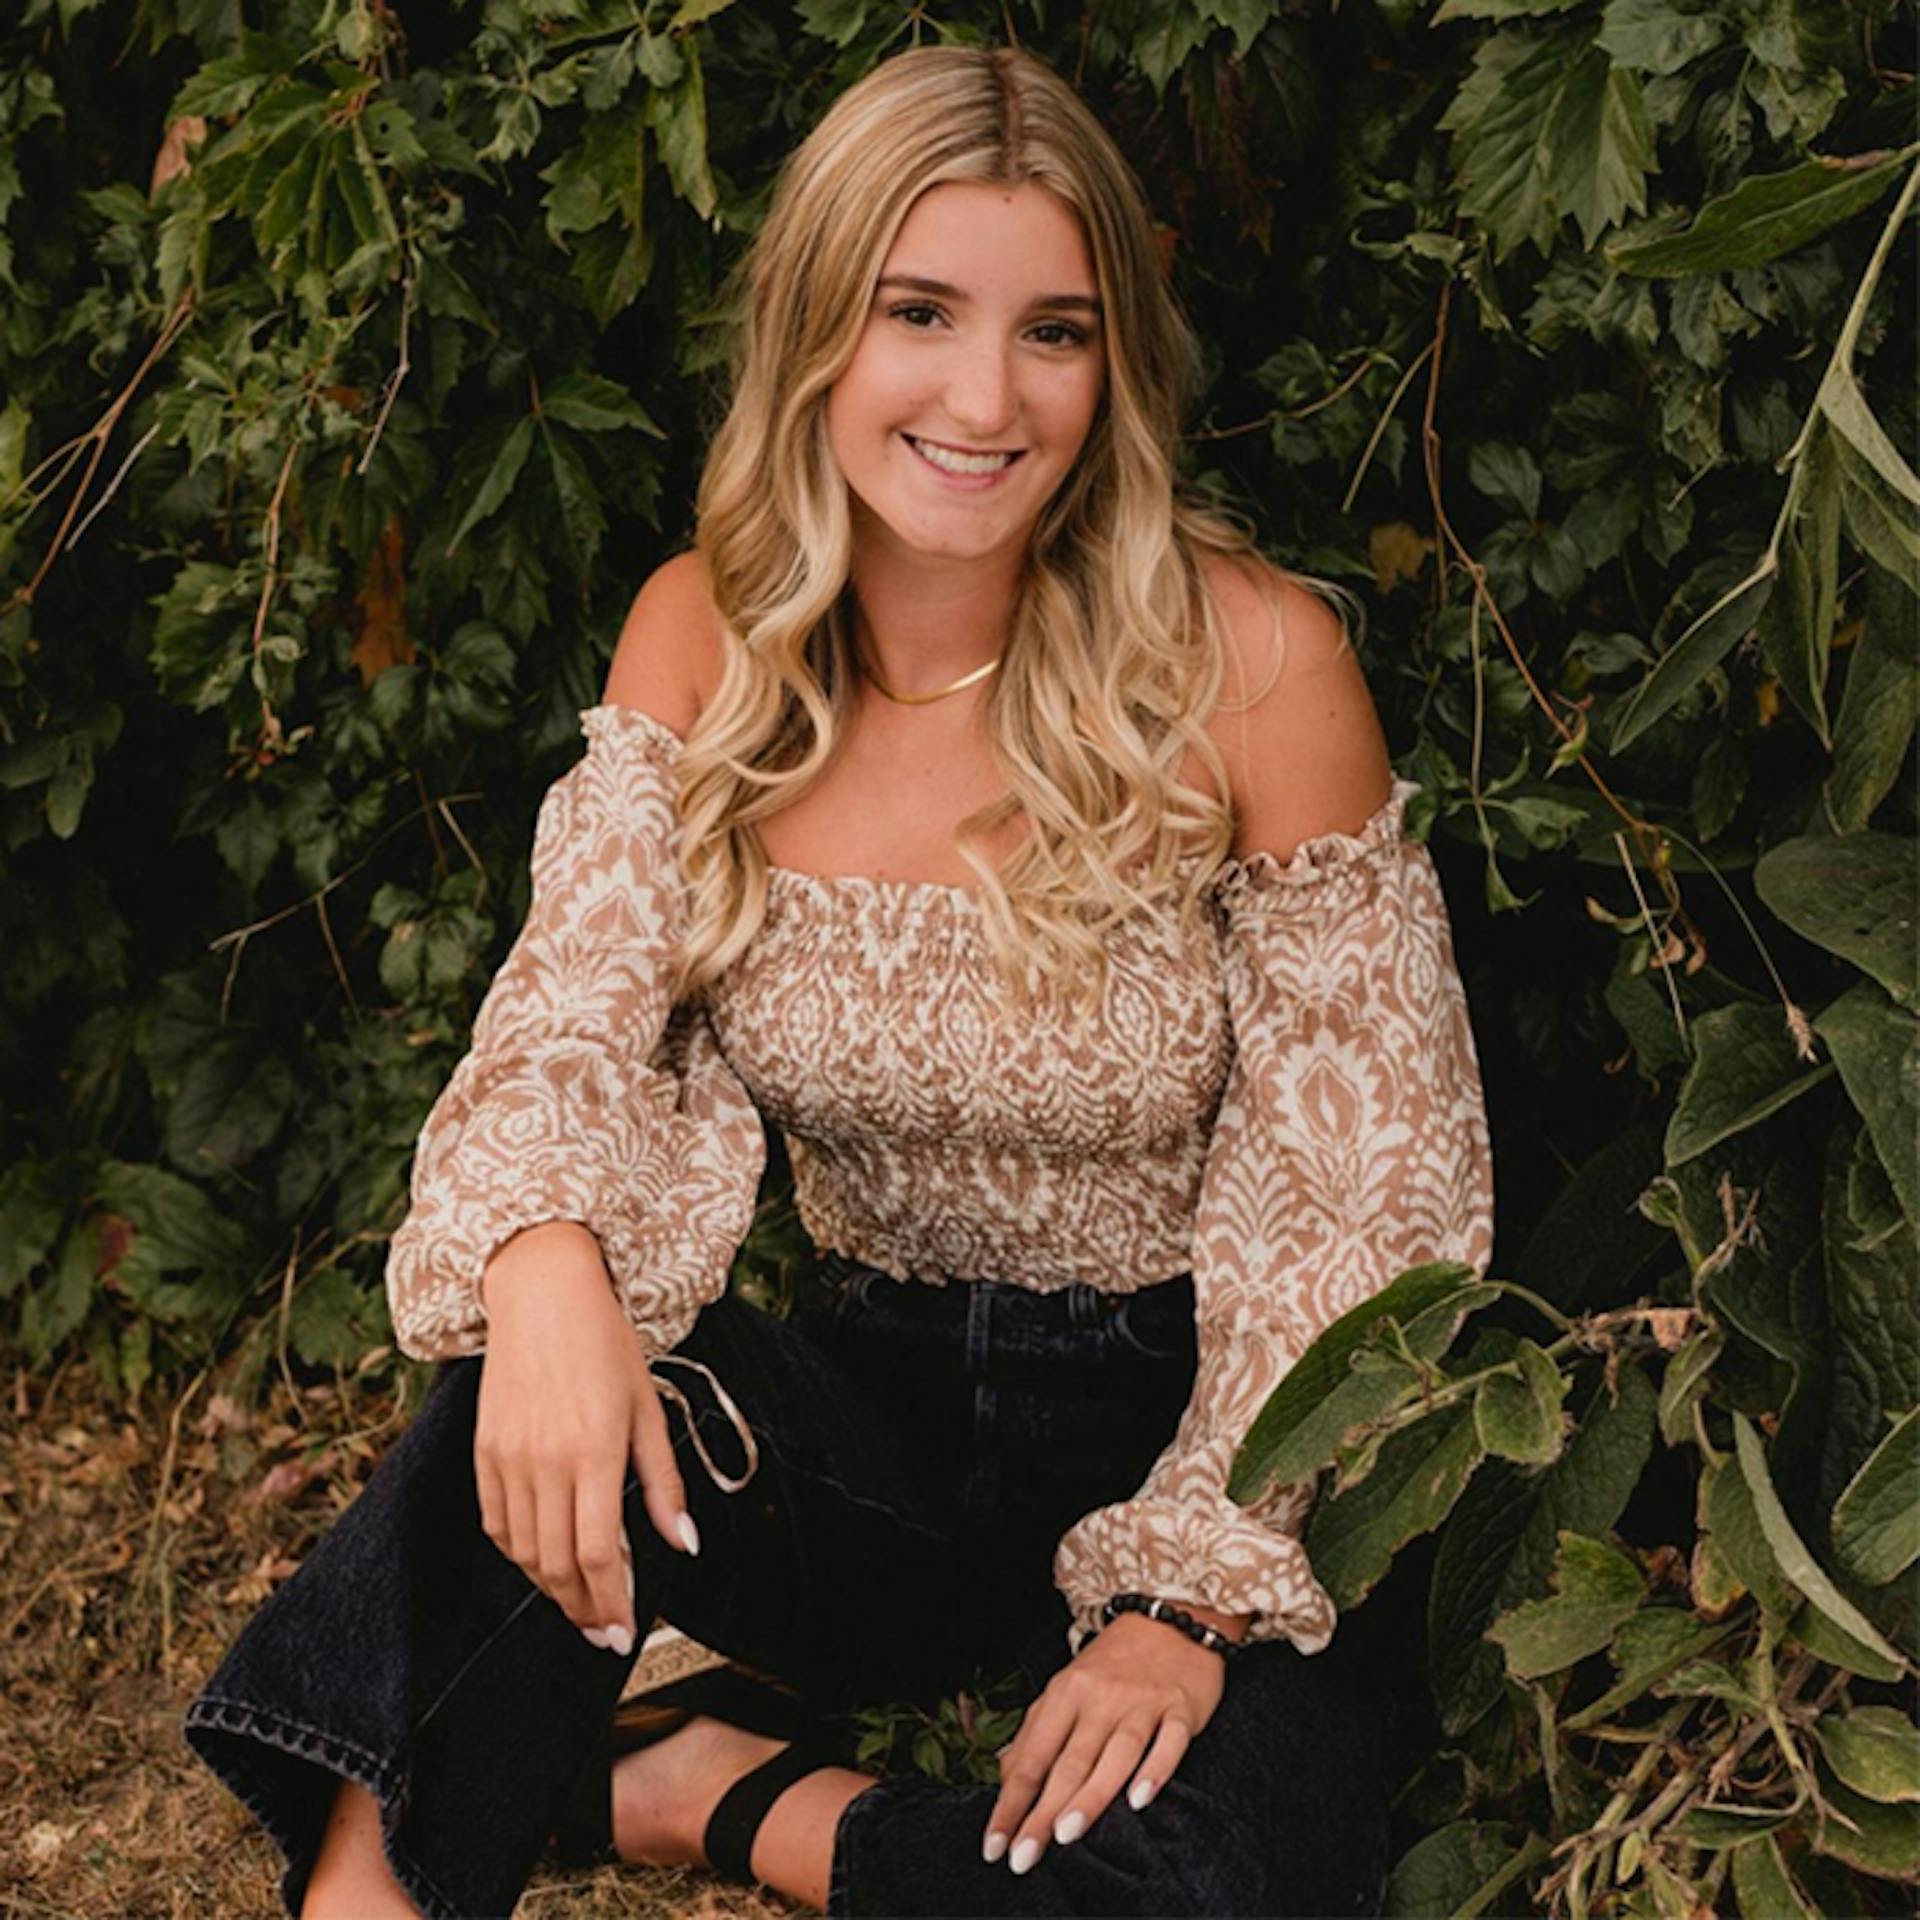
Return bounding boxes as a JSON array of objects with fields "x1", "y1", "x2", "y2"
[
  {"x1": 1100, "y1": 1592, "x2": 1246, "y2": 1660},
  {"x1": 481, "y1": 1220, "x2": 608, "y2": 1312},
  {"x1": 1182, "y1": 1603, "x2": 1253, "y2": 1645}
]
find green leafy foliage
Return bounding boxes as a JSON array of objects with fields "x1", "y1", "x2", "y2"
[{"x1": 4, "y1": 1, "x2": 1917, "y2": 1908}]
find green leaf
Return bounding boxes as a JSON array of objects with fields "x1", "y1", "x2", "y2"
[
  {"x1": 1815, "y1": 981, "x2": 1920, "y2": 1223},
  {"x1": 1486, "y1": 1530, "x2": 1646, "y2": 1680},
  {"x1": 1813, "y1": 1767, "x2": 1920, "y2": 1880},
  {"x1": 1430, "y1": 1364, "x2": 1657, "y2": 1734},
  {"x1": 445, "y1": 415, "x2": 534, "y2": 557},
  {"x1": 1834, "y1": 425, "x2": 1920, "y2": 579},
  {"x1": 1677, "y1": 1802, "x2": 1797, "y2": 1848},
  {"x1": 796, "y1": 0, "x2": 869, "y2": 47},
  {"x1": 1828, "y1": 561, "x2": 1920, "y2": 832},
  {"x1": 1564, "y1": 1608, "x2": 1730, "y2": 1730},
  {"x1": 1469, "y1": 442, "x2": 1542, "y2": 519},
  {"x1": 1612, "y1": 559, "x2": 1775, "y2": 751},
  {"x1": 1730, "y1": 1833, "x2": 1817, "y2": 1920},
  {"x1": 1815, "y1": 1707, "x2": 1920, "y2": 1805},
  {"x1": 1228, "y1": 1262, "x2": 1483, "y2": 1501},
  {"x1": 1822, "y1": 1128, "x2": 1920, "y2": 1509},
  {"x1": 1608, "y1": 147, "x2": 1918, "y2": 276},
  {"x1": 1788, "y1": 1594, "x2": 1905, "y2": 1683},
  {"x1": 1832, "y1": 1409, "x2": 1920, "y2": 1587},
  {"x1": 1818, "y1": 355, "x2": 1920, "y2": 517},
  {"x1": 540, "y1": 372, "x2": 662, "y2": 438},
  {"x1": 1758, "y1": 416, "x2": 1841, "y2": 745},
  {"x1": 20, "y1": 1222, "x2": 96, "y2": 1362},
  {"x1": 1657, "y1": 1327, "x2": 1724, "y2": 1446},
  {"x1": 645, "y1": 42, "x2": 716, "y2": 221},
  {"x1": 215, "y1": 792, "x2": 279, "y2": 891},
  {"x1": 1305, "y1": 1403, "x2": 1487, "y2": 1609},
  {"x1": 1474, "y1": 1339, "x2": 1569, "y2": 1464},
  {"x1": 1702, "y1": 1454, "x2": 1797, "y2": 1616},
  {"x1": 1545, "y1": 43, "x2": 1655, "y2": 247},
  {"x1": 1441, "y1": 27, "x2": 1595, "y2": 261},
  {"x1": 1384, "y1": 1822, "x2": 1549, "y2": 1920},
  {"x1": 1663, "y1": 1002, "x2": 1834, "y2": 1168},
  {"x1": 1756, "y1": 833, "x2": 1918, "y2": 1007},
  {"x1": 1596, "y1": 0, "x2": 1729, "y2": 76},
  {"x1": 1733, "y1": 1412, "x2": 1909, "y2": 1672}
]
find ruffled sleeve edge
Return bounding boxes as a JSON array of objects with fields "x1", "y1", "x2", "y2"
[
  {"x1": 1208, "y1": 774, "x2": 1422, "y2": 907},
  {"x1": 578, "y1": 701, "x2": 689, "y2": 761}
]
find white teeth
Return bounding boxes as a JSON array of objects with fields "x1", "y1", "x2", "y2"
[{"x1": 909, "y1": 436, "x2": 1017, "y2": 476}]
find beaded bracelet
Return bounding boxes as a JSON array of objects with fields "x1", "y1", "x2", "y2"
[{"x1": 1100, "y1": 1592, "x2": 1242, "y2": 1660}]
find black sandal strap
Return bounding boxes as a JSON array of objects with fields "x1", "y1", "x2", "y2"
[{"x1": 703, "y1": 1742, "x2": 839, "y2": 1884}]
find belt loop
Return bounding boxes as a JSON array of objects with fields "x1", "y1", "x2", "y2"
[{"x1": 1068, "y1": 1282, "x2": 1100, "y2": 1332}]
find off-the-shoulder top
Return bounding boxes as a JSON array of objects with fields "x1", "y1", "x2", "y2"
[{"x1": 385, "y1": 702, "x2": 1494, "y2": 1653}]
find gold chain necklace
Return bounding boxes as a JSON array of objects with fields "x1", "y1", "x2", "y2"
[{"x1": 860, "y1": 652, "x2": 998, "y2": 706}]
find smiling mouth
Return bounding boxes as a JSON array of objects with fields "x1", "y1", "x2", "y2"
[{"x1": 903, "y1": 434, "x2": 1027, "y2": 475}]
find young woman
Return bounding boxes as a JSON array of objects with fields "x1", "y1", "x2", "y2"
[{"x1": 185, "y1": 41, "x2": 1492, "y2": 1920}]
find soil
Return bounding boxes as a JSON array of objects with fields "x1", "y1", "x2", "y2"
[{"x1": 0, "y1": 1350, "x2": 793, "y2": 1919}]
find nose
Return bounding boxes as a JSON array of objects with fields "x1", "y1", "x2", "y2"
[{"x1": 943, "y1": 338, "x2": 1019, "y2": 441}]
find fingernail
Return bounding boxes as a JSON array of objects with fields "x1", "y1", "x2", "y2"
[
  {"x1": 981, "y1": 1830, "x2": 1008, "y2": 1865},
  {"x1": 1009, "y1": 1837, "x2": 1040, "y2": 1875},
  {"x1": 605, "y1": 1624, "x2": 634, "y2": 1657},
  {"x1": 1128, "y1": 1776, "x2": 1156, "y2": 1811},
  {"x1": 676, "y1": 1512, "x2": 701, "y2": 1556},
  {"x1": 582, "y1": 1626, "x2": 610, "y2": 1650},
  {"x1": 1053, "y1": 1809, "x2": 1086, "y2": 1845}
]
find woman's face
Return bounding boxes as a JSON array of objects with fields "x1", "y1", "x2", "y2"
[{"x1": 825, "y1": 179, "x2": 1108, "y2": 566}]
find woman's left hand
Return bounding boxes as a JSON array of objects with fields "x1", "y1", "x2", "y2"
[{"x1": 983, "y1": 1613, "x2": 1229, "y2": 1874}]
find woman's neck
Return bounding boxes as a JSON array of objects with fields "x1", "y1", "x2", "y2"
[{"x1": 846, "y1": 540, "x2": 1021, "y2": 699}]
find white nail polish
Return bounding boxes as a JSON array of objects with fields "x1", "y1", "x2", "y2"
[
  {"x1": 582, "y1": 1626, "x2": 610, "y2": 1650},
  {"x1": 981, "y1": 1830, "x2": 1008, "y2": 1865},
  {"x1": 1009, "y1": 1837, "x2": 1040, "y2": 1875},
  {"x1": 1054, "y1": 1810, "x2": 1086, "y2": 1845},
  {"x1": 1128, "y1": 1777, "x2": 1156, "y2": 1811},
  {"x1": 605, "y1": 1623, "x2": 634, "y2": 1657},
  {"x1": 676, "y1": 1512, "x2": 701, "y2": 1556}
]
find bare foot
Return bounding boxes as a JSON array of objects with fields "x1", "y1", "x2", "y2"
[{"x1": 609, "y1": 1714, "x2": 788, "y2": 1867}]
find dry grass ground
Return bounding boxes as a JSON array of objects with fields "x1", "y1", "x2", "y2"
[{"x1": 0, "y1": 1348, "x2": 799, "y2": 1920}]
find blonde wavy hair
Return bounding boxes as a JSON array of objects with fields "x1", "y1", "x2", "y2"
[{"x1": 672, "y1": 42, "x2": 1361, "y2": 1017}]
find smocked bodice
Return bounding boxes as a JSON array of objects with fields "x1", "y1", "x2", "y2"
[{"x1": 703, "y1": 858, "x2": 1234, "y2": 1290}]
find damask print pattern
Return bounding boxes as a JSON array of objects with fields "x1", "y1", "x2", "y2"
[
  {"x1": 384, "y1": 705, "x2": 766, "y2": 1360},
  {"x1": 1052, "y1": 779, "x2": 1496, "y2": 1654},
  {"x1": 702, "y1": 856, "x2": 1235, "y2": 1292}
]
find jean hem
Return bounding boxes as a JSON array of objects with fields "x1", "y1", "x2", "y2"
[
  {"x1": 183, "y1": 1694, "x2": 476, "y2": 1920},
  {"x1": 824, "y1": 1776, "x2": 888, "y2": 1916}
]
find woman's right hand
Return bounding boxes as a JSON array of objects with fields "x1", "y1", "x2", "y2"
[{"x1": 473, "y1": 1220, "x2": 700, "y2": 1653}]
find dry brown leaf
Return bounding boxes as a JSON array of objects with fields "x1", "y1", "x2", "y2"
[
  {"x1": 350, "y1": 517, "x2": 412, "y2": 686},
  {"x1": 149, "y1": 117, "x2": 207, "y2": 199},
  {"x1": 1644, "y1": 1308, "x2": 1694, "y2": 1351},
  {"x1": 1369, "y1": 521, "x2": 1435, "y2": 593}
]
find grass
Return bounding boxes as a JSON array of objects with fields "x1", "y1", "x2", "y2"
[{"x1": 0, "y1": 1348, "x2": 825, "y2": 1918}]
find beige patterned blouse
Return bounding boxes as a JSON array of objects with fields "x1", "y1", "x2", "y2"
[{"x1": 385, "y1": 702, "x2": 1494, "y2": 1653}]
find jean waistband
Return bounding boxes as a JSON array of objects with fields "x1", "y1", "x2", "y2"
[
  {"x1": 817, "y1": 1249, "x2": 1194, "y2": 1330},
  {"x1": 659, "y1": 1259, "x2": 1195, "y2": 1505}
]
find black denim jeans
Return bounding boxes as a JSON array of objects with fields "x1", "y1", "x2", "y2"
[{"x1": 184, "y1": 1256, "x2": 1392, "y2": 1918}]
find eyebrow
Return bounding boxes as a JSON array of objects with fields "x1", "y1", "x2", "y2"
[{"x1": 876, "y1": 273, "x2": 1104, "y2": 317}]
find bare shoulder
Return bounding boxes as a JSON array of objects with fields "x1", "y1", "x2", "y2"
[
  {"x1": 1200, "y1": 550, "x2": 1393, "y2": 862},
  {"x1": 601, "y1": 549, "x2": 726, "y2": 736}
]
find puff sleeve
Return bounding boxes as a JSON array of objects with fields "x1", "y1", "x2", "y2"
[
  {"x1": 1052, "y1": 777, "x2": 1494, "y2": 1653},
  {"x1": 383, "y1": 703, "x2": 767, "y2": 1362}
]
